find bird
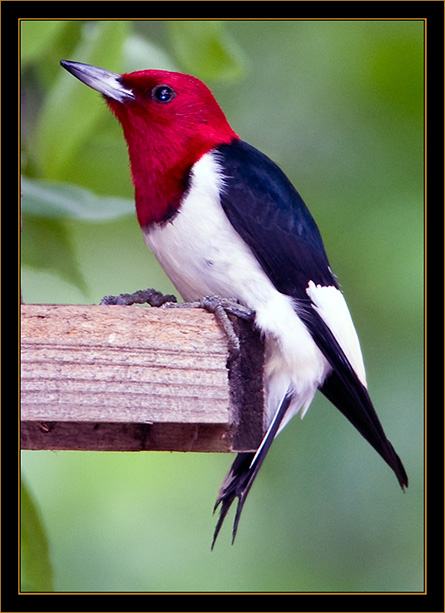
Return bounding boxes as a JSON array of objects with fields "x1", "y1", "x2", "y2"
[{"x1": 60, "y1": 60, "x2": 408, "y2": 548}]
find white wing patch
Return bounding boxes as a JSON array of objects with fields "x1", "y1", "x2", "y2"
[{"x1": 306, "y1": 281, "x2": 367, "y2": 388}]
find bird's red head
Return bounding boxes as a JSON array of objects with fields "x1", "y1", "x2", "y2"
[{"x1": 61, "y1": 61, "x2": 238, "y2": 226}]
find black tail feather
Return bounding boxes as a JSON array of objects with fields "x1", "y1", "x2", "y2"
[
  {"x1": 211, "y1": 452, "x2": 253, "y2": 549},
  {"x1": 320, "y1": 370, "x2": 408, "y2": 489},
  {"x1": 298, "y1": 304, "x2": 408, "y2": 490},
  {"x1": 212, "y1": 393, "x2": 293, "y2": 549}
]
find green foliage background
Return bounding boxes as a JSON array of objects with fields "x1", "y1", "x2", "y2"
[{"x1": 21, "y1": 20, "x2": 424, "y2": 592}]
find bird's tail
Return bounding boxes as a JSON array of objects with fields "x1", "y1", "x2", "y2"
[{"x1": 212, "y1": 393, "x2": 293, "y2": 549}]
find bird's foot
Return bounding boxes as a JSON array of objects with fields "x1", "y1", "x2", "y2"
[
  {"x1": 100, "y1": 288, "x2": 177, "y2": 307},
  {"x1": 164, "y1": 296, "x2": 255, "y2": 361}
]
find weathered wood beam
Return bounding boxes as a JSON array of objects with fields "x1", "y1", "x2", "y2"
[{"x1": 20, "y1": 304, "x2": 265, "y2": 452}]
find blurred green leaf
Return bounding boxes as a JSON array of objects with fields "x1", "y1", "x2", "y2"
[
  {"x1": 57, "y1": 124, "x2": 132, "y2": 196},
  {"x1": 21, "y1": 214, "x2": 87, "y2": 293},
  {"x1": 21, "y1": 479, "x2": 54, "y2": 592},
  {"x1": 35, "y1": 20, "x2": 129, "y2": 179},
  {"x1": 167, "y1": 21, "x2": 247, "y2": 81},
  {"x1": 123, "y1": 33, "x2": 178, "y2": 72},
  {"x1": 20, "y1": 20, "x2": 69, "y2": 65},
  {"x1": 21, "y1": 176, "x2": 134, "y2": 220}
]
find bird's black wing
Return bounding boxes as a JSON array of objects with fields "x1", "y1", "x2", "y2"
[
  {"x1": 216, "y1": 139, "x2": 337, "y2": 299},
  {"x1": 216, "y1": 139, "x2": 407, "y2": 488}
]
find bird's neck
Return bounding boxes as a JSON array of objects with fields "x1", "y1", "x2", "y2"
[
  {"x1": 125, "y1": 135, "x2": 188, "y2": 226},
  {"x1": 124, "y1": 127, "x2": 238, "y2": 228},
  {"x1": 131, "y1": 148, "x2": 191, "y2": 227}
]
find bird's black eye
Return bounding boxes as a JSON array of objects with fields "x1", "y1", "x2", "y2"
[{"x1": 151, "y1": 84, "x2": 175, "y2": 104}]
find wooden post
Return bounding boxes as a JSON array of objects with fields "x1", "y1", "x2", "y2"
[{"x1": 20, "y1": 304, "x2": 265, "y2": 453}]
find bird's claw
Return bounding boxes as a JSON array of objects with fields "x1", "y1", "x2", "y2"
[
  {"x1": 164, "y1": 296, "x2": 255, "y2": 361},
  {"x1": 198, "y1": 296, "x2": 255, "y2": 322}
]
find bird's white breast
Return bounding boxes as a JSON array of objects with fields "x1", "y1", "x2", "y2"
[{"x1": 143, "y1": 152, "x2": 270, "y2": 304}]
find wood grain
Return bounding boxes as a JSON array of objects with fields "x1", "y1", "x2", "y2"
[{"x1": 20, "y1": 304, "x2": 265, "y2": 452}]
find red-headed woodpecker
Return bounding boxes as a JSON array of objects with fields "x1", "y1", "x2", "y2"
[{"x1": 61, "y1": 60, "x2": 408, "y2": 547}]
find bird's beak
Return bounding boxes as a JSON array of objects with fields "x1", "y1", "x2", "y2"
[{"x1": 60, "y1": 60, "x2": 135, "y2": 102}]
